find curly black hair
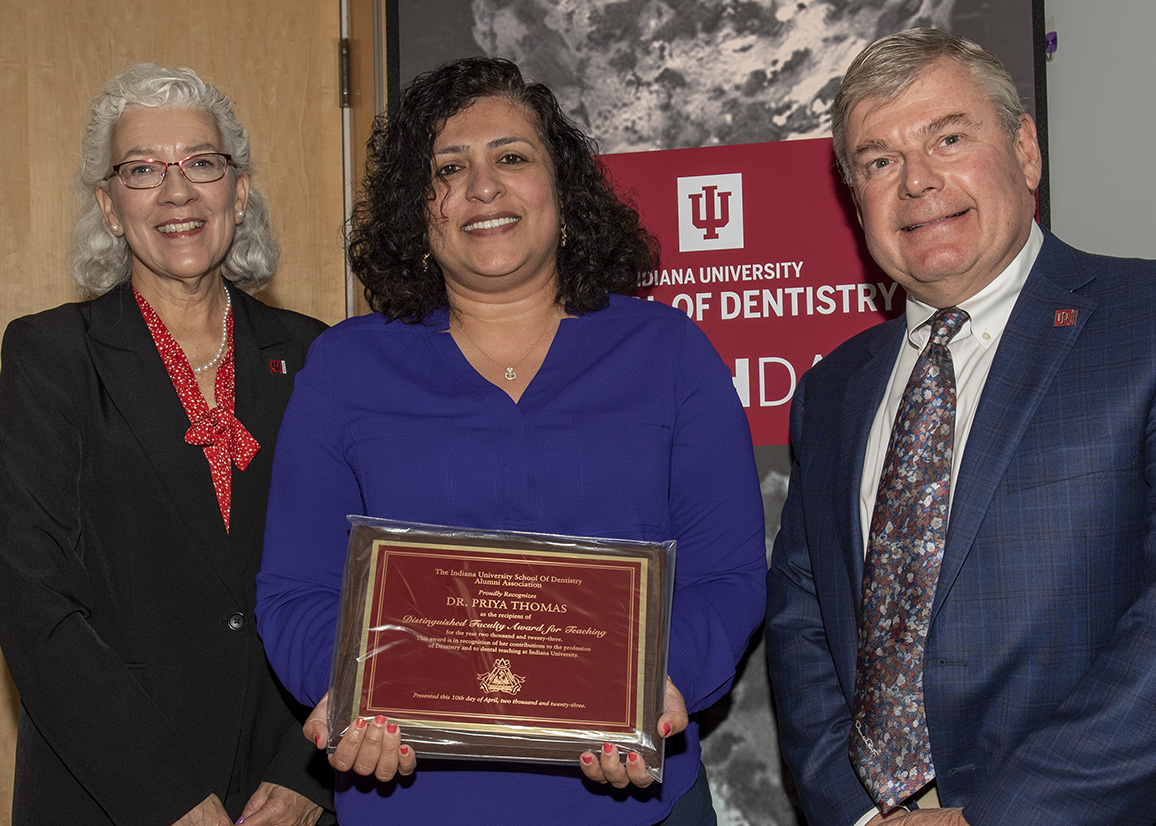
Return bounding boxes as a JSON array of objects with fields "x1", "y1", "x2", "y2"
[{"x1": 347, "y1": 57, "x2": 658, "y2": 321}]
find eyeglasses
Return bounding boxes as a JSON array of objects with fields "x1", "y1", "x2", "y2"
[{"x1": 107, "y1": 153, "x2": 234, "y2": 189}]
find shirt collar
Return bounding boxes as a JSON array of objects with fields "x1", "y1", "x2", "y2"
[{"x1": 903, "y1": 221, "x2": 1044, "y2": 350}]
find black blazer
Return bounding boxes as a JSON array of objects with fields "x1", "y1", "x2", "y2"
[{"x1": 0, "y1": 283, "x2": 330, "y2": 826}]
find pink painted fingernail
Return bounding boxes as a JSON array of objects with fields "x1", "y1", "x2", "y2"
[
  {"x1": 581, "y1": 753, "x2": 594, "y2": 764},
  {"x1": 400, "y1": 745, "x2": 410, "y2": 755},
  {"x1": 355, "y1": 717, "x2": 367, "y2": 729},
  {"x1": 627, "y1": 752, "x2": 639, "y2": 763},
  {"x1": 602, "y1": 742, "x2": 613, "y2": 755},
  {"x1": 387, "y1": 722, "x2": 399, "y2": 734},
  {"x1": 661, "y1": 723, "x2": 672, "y2": 737},
  {"x1": 314, "y1": 734, "x2": 322, "y2": 746},
  {"x1": 375, "y1": 715, "x2": 386, "y2": 726}
]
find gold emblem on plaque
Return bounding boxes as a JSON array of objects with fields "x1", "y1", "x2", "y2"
[{"x1": 478, "y1": 658, "x2": 526, "y2": 695}]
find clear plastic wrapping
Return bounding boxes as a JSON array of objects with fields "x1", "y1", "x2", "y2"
[{"x1": 326, "y1": 516, "x2": 675, "y2": 780}]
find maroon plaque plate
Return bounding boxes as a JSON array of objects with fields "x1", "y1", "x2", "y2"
[{"x1": 327, "y1": 518, "x2": 674, "y2": 780}]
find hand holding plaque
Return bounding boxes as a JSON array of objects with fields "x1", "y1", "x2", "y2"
[
  {"x1": 326, "y1": 517, "x2": 676, "y2": 781},
  {"x1": 305, "y1": 692, "x2": 417, "y2": 781},
  {"x1": 578, "y1": 677, "x2": 687, "y2": 789}
]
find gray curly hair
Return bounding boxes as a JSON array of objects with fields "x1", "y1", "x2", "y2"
[{"x1": 73, "y1": 63, "x2": 278, "y2": 295}]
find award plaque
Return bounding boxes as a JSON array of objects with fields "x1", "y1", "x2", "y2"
[{"x1": 326, "y1": 516, "x2": 675, "y2": 780}]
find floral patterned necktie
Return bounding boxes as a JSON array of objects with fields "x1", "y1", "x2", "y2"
[{"x1": 850, "y1": 307, "x2": 968, "y2": 812}]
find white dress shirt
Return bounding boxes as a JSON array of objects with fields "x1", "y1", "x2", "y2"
[{"x1": 849, "y1": 222, "x2": 1043, "y2": 826}]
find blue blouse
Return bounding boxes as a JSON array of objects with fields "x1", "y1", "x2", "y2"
[{"x1": 256, "y1": 294, "x2": 766, "y2": 826}]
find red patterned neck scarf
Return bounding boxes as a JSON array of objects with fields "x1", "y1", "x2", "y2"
[{"x1": 134, "y1": 286, "x2": 260, "y2": 531}]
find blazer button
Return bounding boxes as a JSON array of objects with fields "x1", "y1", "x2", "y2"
[{"x1": 227, "y1": 612, "x2": 246, "y2": 631}]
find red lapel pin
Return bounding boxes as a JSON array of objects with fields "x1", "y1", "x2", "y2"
[
  {"x1": 269, "y1": 359, "x2": 287, "y2": 374},
  {"x1": 1053, "y1": 309, "x2": 1077, "y2": 327}
]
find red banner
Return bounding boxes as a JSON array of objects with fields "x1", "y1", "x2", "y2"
[{"x1": 602, "y1": 138, "x2": 902, "y2": 446}]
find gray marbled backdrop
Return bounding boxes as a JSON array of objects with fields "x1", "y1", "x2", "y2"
[{"x1": 471, "y1": 0, "x2": 956, "y2": 152}]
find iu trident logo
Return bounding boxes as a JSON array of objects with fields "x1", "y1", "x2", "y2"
[
  {"x1": 690, "y1": 186, "x2": 730, "y2": 239},
  {"x1": 678, "y1": 173, "x2": 744, "y2": 252}
]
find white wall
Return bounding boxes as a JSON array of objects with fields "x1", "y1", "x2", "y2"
[{"x1": 1045, "y1": 0, "x2": 1156, "y2": 258}]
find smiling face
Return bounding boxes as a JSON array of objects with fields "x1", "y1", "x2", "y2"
[
  {"x1": 426, "y1": 96, "x2": 562, "y2": 300},
  {"x1": 845, "y1": 59, "x2": 1042, "y2": 307},
  {"x1": 95, "y1": 106, "x2": 249, "y2": 291}
]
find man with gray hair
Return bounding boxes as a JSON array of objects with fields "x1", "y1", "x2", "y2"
[{"x1": 767, "y1": 27, "x2": 1156, "y2": 826}]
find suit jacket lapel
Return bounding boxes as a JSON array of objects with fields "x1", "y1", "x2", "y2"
[
  {"x1": 821, "y1": 319, "x2": 906, "y2": 683},
  {"x1": 229, "y1": 287, "x2": 299, "y2": 576},
  {"x1": 86, "y1": 284, "x2": 239, "y2": 598},
  {"x1": 932, "y1": 234, "x2": 1098, "y2": 618},
  {"x1": 837, "y1": 323, "x2": 906, "y2": 610}
]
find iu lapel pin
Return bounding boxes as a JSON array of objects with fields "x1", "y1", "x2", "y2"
[
  {"x1": 1053, "y1": 309, "x2": 1077, "y2": 327},
  {"x1": 268, "y1": 359, "x2": 287, "y2": 374}
]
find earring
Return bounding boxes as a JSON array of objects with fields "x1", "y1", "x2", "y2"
[
  {"x1": 560, "y1": 224, "x2": 568, "y2": 248},
  {"x1": 236, "y1": 210, "x2": 245, "y2": 220},
  {"x1": 421, "y1": 252, "x2": 430, "y2": 272},
  {"x1": 110, "y1": 223, "x2": 120, "y2": 234}
]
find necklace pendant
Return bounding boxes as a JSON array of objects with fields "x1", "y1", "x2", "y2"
[{"x1": 504, "y1": 367, "x2": 517, "y2": 381}]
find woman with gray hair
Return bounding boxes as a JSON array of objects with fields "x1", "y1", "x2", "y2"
[{"x1": 0, "y1": 64, "x2": 329, "y2": 826}]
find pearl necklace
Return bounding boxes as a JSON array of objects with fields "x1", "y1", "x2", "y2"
[
  {"x1": 191, "y1": 284, "x2": 232, "y2": 374},
  {"x1": 452, "y1": 309, "x2": 556, "y2": 382}
]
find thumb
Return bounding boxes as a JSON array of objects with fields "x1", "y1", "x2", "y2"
[
  {"x1": 658, "y1": 678, "x2": 688, "y2": 739},
  {"x1": 239, "y1": 781, "x2": 273, "y2": 820},
  {"x1": 303, "y1": 698, "x2": 331, "y2": 749}
]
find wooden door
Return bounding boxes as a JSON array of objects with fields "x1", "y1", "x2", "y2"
[{"x1": 0, "y1": 0, "x2": 351, "y2": 820}]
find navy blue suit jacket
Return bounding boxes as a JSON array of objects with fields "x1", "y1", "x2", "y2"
[{"x1": 766, "y1": 232, "x2": 1156, "y2": 825}]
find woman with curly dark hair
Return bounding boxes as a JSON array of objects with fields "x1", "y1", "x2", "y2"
[
  {"x1": 346, "y1": 56, "x2": 655, "y2": 321},
  {"x1": 256, "y1": 57, "x2": 766, "y2": 826}
]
